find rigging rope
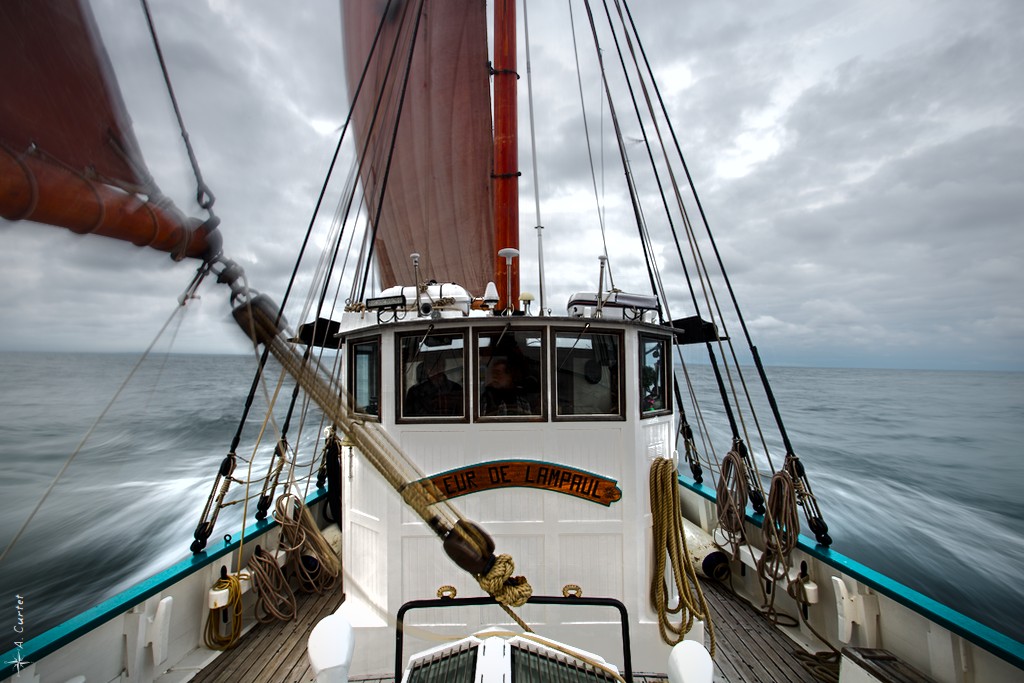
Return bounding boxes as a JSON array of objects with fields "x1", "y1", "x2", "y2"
[
  {"x1": 223, "y1": 283, "x2": 537, "y2": 616},
  {"x1": 522, "y1": 0, "x2": 547, "y2": 314},
  {"x1": 139, "y1": 0, "x2": 215, "y2": 216},
  {"x1": 357, "y1": 0, "x2": 429, "y2": 301},
  {"x1": 568, "y1": 0, "x2": 615, "y2": 290},
  {"x1": 613, "y1": 0, "x2": 831, "y2": 543},
  {"x1": 581, "y1": 0, "x2": 661, "y2": 304},
  {"x1": 649, "y1": 458, "x2": 716, "y2": 656},
  {"x1": 189, "y1": 0, "x2": 398, "y2": 555},
  {"x1": 1, "y1": 266, "x2": 209, "y2": 566}
]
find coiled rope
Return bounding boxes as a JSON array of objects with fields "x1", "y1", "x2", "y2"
[
  {"x1": 649, "y1": 457, "x2": 716, "y2": 656},
  {"x1": 275, "y1": 493, "x2": 340, "y2": 593},
  {"x1": 714, "y1": 447, "x2": 749, "y2": 556},
  {"x1": 757, "y1": 469, "x2": 800, "y2": 584},
  {"x1": 763, "y1": 468, "x2": 840, "y2": 681},
  {"x1": 248, "y1": 545, "x2": 297, "y2": 624},
  {"x1": 203, "y1": 572, "x2": 244, "y2": 650}
]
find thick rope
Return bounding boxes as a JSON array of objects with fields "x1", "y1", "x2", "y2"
[
  {"x1": 275, "y1": 494, "x2": 340, "y2": 593},
  {"x1": 649, "y1": 458, "x2": 716, "y2": 656},
  {"x1": 714, "y1": 448, "x2": 748, "y2": 556},
  {"x1": 203, "y1": 573, "x2": 244, "y2": 650},
  {"x1": 477, "y1": 553, "x2": 534, "y2": 632},
  {"x1": 757, "y1": 469, "x2": 799, "y2": 584},
  {"x1": 248, "y1": 546, "x2": 297, "y2": 624}
]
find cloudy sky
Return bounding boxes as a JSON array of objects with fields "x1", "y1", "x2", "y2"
[{"x1": 1, "y1": 0, "x2": 1021, "y2": 370}]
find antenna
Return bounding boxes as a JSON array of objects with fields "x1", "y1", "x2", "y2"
[
  {"x1": 497, "y1": 248, "x2": 520, "y2": 316},
  {"x1": 411, "y1": 252, "x2": 424, "y2": 315},
  {"x1": 596, "y1": 255, "x2": 608, "y2": 318}
]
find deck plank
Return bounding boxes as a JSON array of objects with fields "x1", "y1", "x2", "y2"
[
  {"x1": 191, "y1": 577, "x2": 830, "y2": 682},
  {"x1": 701, "y1": 579, "x2": 823, "y2": 683},
  {"x1": 190, "y1": 587, "x2": 345, "y2": 683}
]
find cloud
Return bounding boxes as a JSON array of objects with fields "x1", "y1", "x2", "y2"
[{"x1": 1, "y1": 0, "x2": 1021, "y2": 369}]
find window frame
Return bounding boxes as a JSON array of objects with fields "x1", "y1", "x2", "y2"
[
  {"x1": 347, "y1": 334, "x2": 382, "y2": 421},
  {"x1": 550, "y1": 326, "x2": 626, "y2": 422},
  {"x1": 395, "y1": 327, "x2": 470, "y2": 424},
  {"x1": 473, "y1": 326, "x2": 548, "y2": 422},
  {"x1": 638, "y1": 333, "x2": 673, "y2": 419}
]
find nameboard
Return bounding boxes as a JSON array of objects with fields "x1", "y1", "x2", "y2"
[{"x1": 417, "y1": 460, "x2": 622, "y2": 507}]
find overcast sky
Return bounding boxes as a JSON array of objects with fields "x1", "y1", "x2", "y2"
[{"x1": 1, "y1": 0, "x2": 1021, "y2": 371}]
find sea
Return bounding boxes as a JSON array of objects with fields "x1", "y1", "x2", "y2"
[{"x1": 1, "y1": 351, "x2": 1023, "y2": 647}]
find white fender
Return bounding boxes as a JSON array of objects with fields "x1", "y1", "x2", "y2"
[
  {"x1": 667, "y1": 640, "x2": 714, "y2": 683},
  {"x1": 307, "y1": 612, "x2": 356, "y2": 683}
]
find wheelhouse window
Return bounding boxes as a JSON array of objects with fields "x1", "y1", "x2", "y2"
[
  {"x1": 476, "y1": 328, "x2": 544, "y2": 420},
  {"x1": 349, "y1": 337, "x2": 381, "y2": 418},
  {"x1": 398, "y1": 330, "x2": 467, "y2": 420},
  {"x1": 553, "y1": 329, "x2": 623, "y2": 420},
  {"x1": 639, "y1": 334, "x2": 671, "y2": 418}
]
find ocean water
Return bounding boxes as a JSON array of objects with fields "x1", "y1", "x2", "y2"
[{"x1": 1, "y1": 352, "x2": 1022, "y2": 645}]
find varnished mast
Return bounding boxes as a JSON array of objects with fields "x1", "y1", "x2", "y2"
[{"x1": 493, "y1": 0, "x2": 520, "y2": 311}]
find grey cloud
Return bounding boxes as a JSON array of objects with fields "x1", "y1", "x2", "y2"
[{"x1": 1, "y1": 0, "x2": 1021, "y2": 369}]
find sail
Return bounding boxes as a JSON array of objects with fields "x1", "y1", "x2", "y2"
[
  {"x1": 342, "y1": 0, "x2": 495, "y2": 294},
  {"x1": 0, "y1": 0, "x2": 217, "y2": 260}
]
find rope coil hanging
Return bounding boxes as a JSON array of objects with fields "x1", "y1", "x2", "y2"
[
  {"x1": 203, "y1": 571, "x2": 244, "y2": 650},
  {"x1": 275, "y1": 493, "x2": 340, "y2": 594},
  {"x1": 757, "y1": 468, "x2": 800, "y2": 584},
  {"x1": 248, "y1": 545, "x2": 297, "y2": 624},
  {"x1": 649, "y1": 457, "x2": 716, "y2": 655},
  {"x1": 714, "y1": 447, "x2": 749, "y2": 556}
]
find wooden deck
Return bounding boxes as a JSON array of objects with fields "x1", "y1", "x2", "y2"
[
  {"x1": 701, "y1": 579, "x2": 832, "y2": 683},
  {"x1": 189, "y1": 587, "x2": 347, "y2": 683},
  {"x1": 190, "y1": 579, "x2": 832, "y2": 683}
]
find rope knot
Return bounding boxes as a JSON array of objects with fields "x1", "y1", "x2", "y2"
[{"x1": 477, "y1": 553, "x2": 533, "y2": 607}]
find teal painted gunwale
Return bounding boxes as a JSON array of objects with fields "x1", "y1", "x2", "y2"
[
  {"x1": 678, "y1": 475, "x2": 1024, "y2": 672},
  {"x1": 0, "y1": 489, "x2": 327, "y2": 680}
]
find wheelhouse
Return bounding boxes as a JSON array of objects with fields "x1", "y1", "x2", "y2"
[{"x1": 293, "y1": 289, "x2": 717, "y2": 671}]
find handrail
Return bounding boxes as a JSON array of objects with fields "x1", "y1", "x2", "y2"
[
  {"x1": 678, "y1": 474, "x2": 1024, "y2": 671},
  {"x1": 0, "y1": 489, "x2": 328, "y2": 680},
  {"x1": 394, "y1": 594, "x2": 634, "y2": 682}
]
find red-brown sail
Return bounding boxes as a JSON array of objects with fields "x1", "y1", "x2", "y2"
[
  {"x1": 0, "y1": 0, "x2": 216, "y2": 260},
  {"x1": 342, "y1": 0, "x2": 495, "y2": 294}
]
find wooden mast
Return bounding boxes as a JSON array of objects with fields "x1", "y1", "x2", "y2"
[{"x1": 493, "y1": 0, "x2": 519, "y2": 311}]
